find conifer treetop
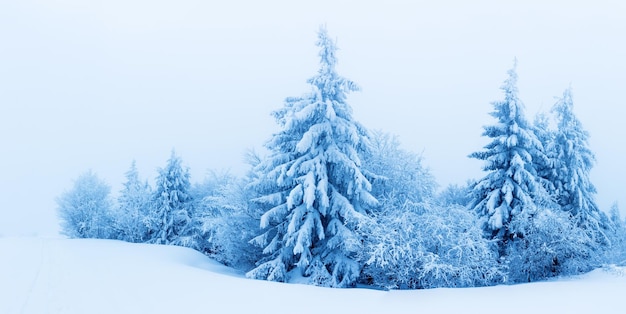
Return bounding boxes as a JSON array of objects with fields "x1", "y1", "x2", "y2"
[{"x1": 307, "y1": 26, "x2": 359, "y2": 102}]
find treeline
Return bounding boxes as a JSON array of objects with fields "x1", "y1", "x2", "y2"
[{"x1": 56, "y1": 27, "x2": 626, "y2": 289}]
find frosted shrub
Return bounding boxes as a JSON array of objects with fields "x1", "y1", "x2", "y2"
[
  {"x1": 193, "y1": 172, "x2": 262, "y2": 270},
  {"x1": 361, "y1": 200, "x2": 503, "y2": 289},
  {"x1": 506, "y1": 207, "x2": 598, "y2": 282},
  {"x1": 57, "y1": 170, "x2": 115, "y2": 239}
]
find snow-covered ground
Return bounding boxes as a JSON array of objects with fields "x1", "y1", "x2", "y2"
[{"x1": 1, "y1": 237, "x2": 624, "y2": 314}]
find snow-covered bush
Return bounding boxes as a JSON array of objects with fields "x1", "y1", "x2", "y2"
[
  {"x1": 57, "y1": 170, "x2": 116, "y2": 239},
  {"x1": 356, "y1": 114, "x2": 504, "y2": 289},
  {"x1": 361, "y1": 201, "x2": 504, "y2": 290},
  {"x1": 192, "y1": 169, "x2": 262, "y2": 270},
  {"x1": 506, "y1": 206, "x2": 599, "y2": 283}
]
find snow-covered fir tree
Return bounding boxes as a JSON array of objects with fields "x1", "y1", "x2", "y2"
[
  {"x1": 147, "y1": 150, "x2": 194, "y2": 247},
  {"x1": 532, "y1": 112, "x2": 557, "y2": 195},
  {"x1": 114, "y1": 160, "x2": 152, "y2": 243},
  {"x1": 246, "y1": 27, "x2": 377, "y2": 288},
  {"x1": 551, "y1": 88, "x2": 595, "y2": 216},
  {"x1": 469, "y1": 63, "x2": 547, "y2": 249},
  {"x1": 550, "y1": 88, "x2": 609, "y2": 237},
  {"x1": 607, "y1": 202, "x2": 626, "y2": 264}
]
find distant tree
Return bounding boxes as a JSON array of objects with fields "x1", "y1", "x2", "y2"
[
  {"x1": 147, "y1": 150, "x2": 194, "y2": 247},
  {"x1": 436, "y1": 182, "x2": 473, "y2": 207},
  {"x1": 246, "y1": 27, "x2": 377, "y2": 288},
  {"x1": 609, "y1": 202, "x2": 622, "y2": 231},
  {"x1": 607, "y1": 202, "x2": 626, "y2": 264},
  {"x1": 362, "y1": 130, "x2": 436, "y2": 207},
  {"x1": 550, "y1": 88, "x2": 610, "y2": 246},
  {"x1": 468, "y1": 63, "x2": 547, "y2": 253},
  {"x1": 113, "y1": 160, "x2": 152, "y2": 243},
  {"x1": 57, "y1": 170, "x2": 115, "y2": 239}
]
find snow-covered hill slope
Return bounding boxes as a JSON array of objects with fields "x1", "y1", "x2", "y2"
[{"x1": 1, "y1": 237, "x2": 625, "y2": 314}]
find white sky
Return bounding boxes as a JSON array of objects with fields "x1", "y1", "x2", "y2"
[{"x1": 1, "y1": 0, "x2": 625, "y2": 236}]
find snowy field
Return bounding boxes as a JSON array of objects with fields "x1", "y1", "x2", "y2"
[{"x1": 1, "y1": 237, "x2": 624, "y2": 314}]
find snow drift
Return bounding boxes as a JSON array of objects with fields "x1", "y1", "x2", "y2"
[{"x1": 1, "y1": 237, "x2": 625, "y2": 314}]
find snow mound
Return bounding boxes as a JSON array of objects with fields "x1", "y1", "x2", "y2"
[{"x1": 1, "y1": 237, "x2": 626, "y2": 314}]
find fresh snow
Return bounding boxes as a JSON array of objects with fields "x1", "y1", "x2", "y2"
[{"x1": 1, "y1": 237, "x2": 624, "y2": 314}]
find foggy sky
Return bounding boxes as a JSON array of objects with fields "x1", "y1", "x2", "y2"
[{"x1": 1, "y1": 0, "x2": 625, "y2": 236}]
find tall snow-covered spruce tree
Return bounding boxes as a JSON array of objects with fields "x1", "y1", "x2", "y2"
[
  {"x1": 246, "y1": 27, "x2": 377, "y2": 287},
  {"x1": 551, "y1": 88, "x2": 609, "y2": 244},
  {"x1": 469, "y1": 63, "x2": 546, "y2": 249}
]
